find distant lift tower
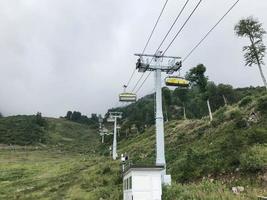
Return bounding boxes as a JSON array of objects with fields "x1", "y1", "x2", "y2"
[
  {"x1": 98, "y1": 115, "x2": 104, "y2": 143},
  {"x1": 135, "y1": 51, "x2": 182, "y2": 184},
  {"x1": 108, "y1": 112, "x2": 122, "y2": 160}
]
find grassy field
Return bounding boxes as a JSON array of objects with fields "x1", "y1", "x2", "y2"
[{"x1": 0, "y1": 149, "x2": 122, "y2": 200}]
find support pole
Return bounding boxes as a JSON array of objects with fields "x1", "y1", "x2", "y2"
[
  {"x1": 207, "y1": 99, "x2": 213, "y2": 122},
  {"x1": 155, "y1": 68, "x2": 166, "y2": 167},
  {"x1": 102, "y1": 135, "x2": 104, "y2": 143},
  {"x1": 113, "y1": 117, "x2": 117, "y2": 160}
]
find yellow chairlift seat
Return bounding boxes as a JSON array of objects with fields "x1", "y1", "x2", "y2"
[
  {"x1": 119, "y1": 93, "x2": 137, "y2": 102},
  {"x1": 165, "y1": 76, "x2": 190, "y2": 87}
]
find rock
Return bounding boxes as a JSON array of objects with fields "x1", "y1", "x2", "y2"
[
  {"x1": 237, "y1": 186, "x2": 244, "y2": 192},
  {"x1": 232, "y1": 186, "x2": 244, "y2": 194}
]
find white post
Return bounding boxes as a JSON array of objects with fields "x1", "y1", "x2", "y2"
[
  {"x1": 113, "y1": 117, "x2": 117, "y2": 160},
  {"x1": 102, "y1": 135, "x2": 104, "y2": 143},
  {"x1": 207, "y1": 99, "x2": 213, "y2": 121},
  {"x1": 155, "y1": 68, "x2": 166, "y2": 167}
]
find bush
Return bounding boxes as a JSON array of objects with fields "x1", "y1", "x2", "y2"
[
  {"x1": 227, "y1": 109, "x2": 242, "y2": 120},
  {"x1": 240, "y1": 144, "x2": 267, "y2": 172},
  {"x1": 0, "y1": 115, "x2": 47, "y2": 145},
  {"x1": 239, "y1": 96, "x2": 253, "y2": 107},
  {"x1": 211, "y1": 107, "x2": 227, "y2": 127},
  {"x1": 257, "y1": 95, "x2": 267, "y2": 114},
  {"x1": 235, "y1": 118, "x2": 248, "y2": 128},
  {"x1": 163, "y1": 181, "x2": 239, "y2": 200},
  {"x1": 102, "y1": 166, "x2": 111, "y2": 174},
  {"x1": 172, "y1": 148, "x2": 206, "y2": 183},
  {"x1": 247, "y1": 128, "x2": 267, "y2": 144}
]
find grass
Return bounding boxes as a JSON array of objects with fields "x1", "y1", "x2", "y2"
[
  {"x1": 0, "y1": 150, "x2": 122, "y2": 200},
  {"x1": 163, "y1": 180, "x2": 264, "y2": 200},
  {"x1": 0, "y1": 93, "x2": 266, "y2": 199}
]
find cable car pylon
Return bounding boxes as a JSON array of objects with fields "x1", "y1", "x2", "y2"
[
  {"x1": 134, "y1": 51, "x2": 182, "y2": 185},
  {"x1": 107, "y1": 112, "x2": 122, "y2": 160}
]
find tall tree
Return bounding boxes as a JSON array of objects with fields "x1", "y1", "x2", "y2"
[
  {"x1": 65, "y1": 111, "x2": 72, "y2": 120},
  {"x1": 235, "y1": 17, "x2": 267, "y2": 90},
  {"x1": 71, "y1": 111, "x2": 82, "y2": 121},
  {"x1": 186, "y1": 64, "x2": 208, "y2": 93},
  {"x1": 186, "y1": 64, "x2": 213, "y2": 121},
  {"x1": 217, "y1": 84, "x2": 236, "y2": 105},
  {"x1": 173, "y1": 88, "x2": 188, "y2": 119}
]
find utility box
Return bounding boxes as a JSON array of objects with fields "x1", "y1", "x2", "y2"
[{"x1": 123, "y1": 165, "x2": 164, "y2": 200}]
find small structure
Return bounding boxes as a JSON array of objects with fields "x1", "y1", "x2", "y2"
[{"x1": 123, "y1": 165, "x2": 164, "y2": 200}]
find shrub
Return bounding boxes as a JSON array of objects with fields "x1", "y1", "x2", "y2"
[
  {"x1": 163, "y1": 181, "x2": 239, "y2": 200},
  {"x1": 211, "y1": 107, "x2": 227, "y2": 127},
  {"x1": 247, "y1": 128, "x2": 267, "y2": 144},
  {"x1": 227, "y1": 109, "x2": 242, "y2": 120},
  {"x1": 235, "y1": 118, "x2": 248, "y2": 128},
  {"x1": 102, "y1": 166, "x2": 111, "y2": 174},
  {"x1": 257, "y1": 95, "x2": 267, "y2": 114},
  {"x1": 239, "y1": 96, "x2": 253, "y2": 107},
  {"x1": 172, "y1": 148, "x2": 206, "y2": 183},
  {"x1": 240, "y1": 144, "x2": 267, "y2": 172}
]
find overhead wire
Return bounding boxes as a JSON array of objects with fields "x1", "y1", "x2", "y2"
[
  {"x1": 125, "y1": 0, "x2": 169, "y2": 89},
  {"x1": 163, "y1": 0, "x2": 203, "y2": 55},
  {"x1": 133, "y1": 0, "x2": 191, "y2": 93},
  {"x1": 155, "y1": 0, "x2": 190, "y2": 53},
  {"x1": 134, "y1": 0, "x2": 241, "y2": 96},
  {"x1": 134, "y1": 0, "x2": 203, "y2": 94},
  {"x1": 183, "y1": 0, "x2": 241, "y2": 62},
  {"x1": 135, "y1": 71, "x2": 153, "y2": 94},
  {"x1": 142, "y1": 0, "x2": 170, "y2": 55}
]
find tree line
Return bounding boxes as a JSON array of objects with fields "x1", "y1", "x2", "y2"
[
  {"x1": 107, "y1": 63, "x2": 265, "y2": 134},
  {"x1": 64, "y1": 111, "x2": 98, "y2": 127}
]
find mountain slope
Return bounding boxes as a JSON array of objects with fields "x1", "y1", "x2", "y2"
[
  {"x1": 0, "y1": 91, "x2": 266, "y2": 199},
  {"x1": 116, "y1": 93, "x2": 267, "y2": 199},
  {"x1": 0, "y1": 116, "x2": 100, "y2": 153}
]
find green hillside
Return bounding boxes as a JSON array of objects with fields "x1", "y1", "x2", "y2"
[
  {"x1": 0, "y1": 91, "x2": 266, "y2": 199},
  {"x1": 0, "y1": 117, "x2": 122, "y2": 199},
  {"x1": 0, "y1": 116, "x2": 100, "y2": 153},
  {"x1": 116, "y1": 92, "x2": 267, "y2": 199}
]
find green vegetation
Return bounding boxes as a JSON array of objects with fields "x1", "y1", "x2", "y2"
[
  {"x1": 117, "y1": 93, "x2": 267, "y2": 198},
  {"x1": 0, "y1": 114, "x2": 48, "y2": 145},
  {"x1": 64, "y1": 111, "x2": 98, "y2": 127},
  {"x1": 0, "y1": 114, "x2": 99, "y2": 152},
  {"x1": 0, "y1": 117, "x2": 122, "y2": 199},
  {"x1": 0, "y1": 150, "x2": 122, "y2": 200},
  {"x1": 108, "y1": 64, "x2": 266, "y2": 133},
  {"x1": 0, "y1": 90, "x2": 266, "y2": 199}
]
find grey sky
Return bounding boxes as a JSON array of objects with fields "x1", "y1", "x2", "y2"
[{"x1": 0, "y1": 0, "x2": 267, "y2": 117}]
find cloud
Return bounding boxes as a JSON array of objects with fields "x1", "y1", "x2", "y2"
[{"x1": 0, "y1": 0, "x2": 266, "y2": 117}]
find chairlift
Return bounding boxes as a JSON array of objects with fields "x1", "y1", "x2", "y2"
[
  {"x1": 119, "y1": 85, "x2": 137, "y2": 102},
  {"x1": 165, "y1": 76, "x2": 190, "y2": 88},
  {"x1": 119, "y1": 93, "x2": 137, "y2": 102}
]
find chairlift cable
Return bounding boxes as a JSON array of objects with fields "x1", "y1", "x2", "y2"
[
  {"x1": 163, "y1": 0, "x2": 203, "y2": 55},
  {"x1": 125, "y1": 0, "x2": 170, "y2": 89},
  {"x1": 133, "y1": 0, "x2": 199, "y2": 94},
  {"x1": 183, "y1": 0, "x2": 241, "y2": 62},
  {"x1": 155, "y1": 0, "x2": 190, "y2": 53},
  {"x1": 135, "y1": 71, "x2": 153, "y2": 94},
  {"x1": 142, "y1": 0, "x2": 170, "y2": 55}
]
